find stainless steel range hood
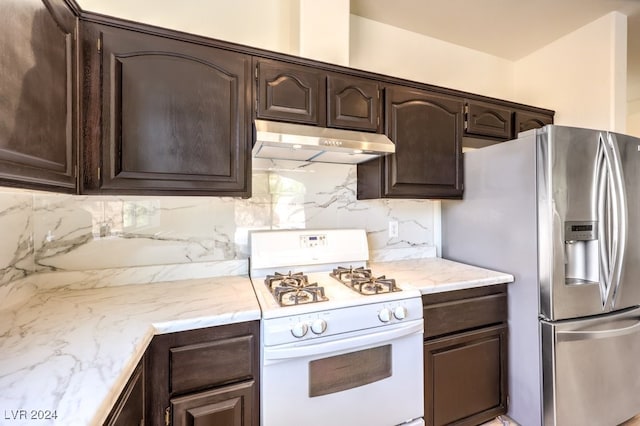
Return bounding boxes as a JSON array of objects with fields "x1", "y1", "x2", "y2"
[{"x1": 253, "y1": 119, "x2": 395, "y2": 164}]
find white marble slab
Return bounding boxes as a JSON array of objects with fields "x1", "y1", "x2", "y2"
[
  {"x1": 0, "y1": 191, "x2": 34, "y2": 296},
  {"x1": 369, "y1": 257, "x2": 514, "y2": 294},
  {"x1": 0, "y1": 275, "x2": 260, "y2": 426}
]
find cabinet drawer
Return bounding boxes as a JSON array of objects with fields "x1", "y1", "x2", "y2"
[
  {"x1": 170, "y1": 335, "x2": 255, "y2": 395},
  {"x1": 423, "y1": 285, "x2": 507, "y2": 338}
]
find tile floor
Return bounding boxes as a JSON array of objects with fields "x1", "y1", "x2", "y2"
[{"x1": 481, "y1": 414, "x2": 640, "y2": 426}]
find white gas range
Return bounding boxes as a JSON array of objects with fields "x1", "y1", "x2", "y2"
[{"x1": 249, "y1": 229, "x2": 425, "y2": 426}]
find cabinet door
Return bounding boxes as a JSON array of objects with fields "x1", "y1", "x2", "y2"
[
  {"x1": 358, "y1": 86, "x2": 463, "y2": 199},
  {"x1": 171, "y1": 381, "x2": 254, "y2": 426},
  {"x1": 424, "y1": 324, "x2": 508, "y2": 426},
  {"x1": 464, "y1": 100, "x2": 512, "y2": 140},
  {"x1": 146, "y1": 322, "x2": 260, "y2": 426},
  {"x1": 255, "y1": 59, "x2": 325, "y2": 125},
  {"x1": 514, "y1": 110, "x2": 553, "y2": 134},
  {"x1": 327, "y1": 74, "x2": 380, "y2": 132},
  {"x1": 81, "y1": 24, "x2": 251, "y2": 196},
  {"x1": 104, "y1": 359, "x2": 144, "y2": 426},
  {"x1": 0, "y1": 0, "x2": 77, "y2": 192}
]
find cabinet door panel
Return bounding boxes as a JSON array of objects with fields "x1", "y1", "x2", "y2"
[
  {"x1": 327, "y1": 74, "x2": 379, "y2": 132},
  {"x1": 256, "y1": 59, "x2": 325, "y2": 125},
  {"x1": 465, "y1": 101, "x2": 512, "y2": 140},
  {"x1": 514, "y1": 110, "x2": 553, "y2": 134},
  {"x1": 384, "y1": 86, "x2": 463, "y2": 198},
  {"x1": 84, "y1": 24, "x2": 250, "y2": 196},
  {"x1": 171, "y1": 381, "x2": 254, "y2": 426},
  {"x1": 0, "y1": 0, "x2": 76, "y2": 192},
  {"x1": 424, "y1": 325, "x2": 508, "y2": 426}
]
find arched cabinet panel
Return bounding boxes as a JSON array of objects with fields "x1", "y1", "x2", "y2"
[
  {"x1": 465, "y1": 100, "x2": 512, "y2": 140},
  {"x1": 327, "y1": 74, "x2": 380, "y2": 132},
  {"x1": 358, "y1": 86, "x2": 463, "y2": 199},
  {"x1": 81, "y1": 23, "x2": 251, "y2": 196},
  {"x1": 255, "y1": 59, "x2": 324, "y2": 125}
]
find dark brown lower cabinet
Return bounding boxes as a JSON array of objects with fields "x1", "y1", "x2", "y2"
[
  {"x1": 103, "y1": 321, "x2": 259, "y2": 426},
  {"x1": 147, "y1": 321, "x2": 260, "y2": 426},
  {"x1": 171, "y1": 381, "x2": 255, "y2": 426},
  {"x1": 424, "y1": 325, "x2": 508, "y2": 426},
  {"x1": 104, "y1": 358, "x2": 145, "y2": 426},
  {"x1": 422, "y1": 284, "x2": 508, "y2": 426}
]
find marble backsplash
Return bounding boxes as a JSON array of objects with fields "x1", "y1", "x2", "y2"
[{"x1": 0, "y1": 159, "x2": 436, "y2": 300}]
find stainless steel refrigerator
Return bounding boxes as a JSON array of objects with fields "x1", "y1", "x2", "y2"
[{"x1": 442, "y1": 125, "x2": 640, "y2": 426}]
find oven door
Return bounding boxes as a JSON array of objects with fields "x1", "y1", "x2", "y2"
[{"x1": 262, "y1": 320, "x2": 424, "y2": 426}]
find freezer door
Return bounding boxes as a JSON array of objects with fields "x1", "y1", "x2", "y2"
[
  {"x1": 541, "y1": 307, "x2": 640, "y2": 426},
  {"x1": 538, "y1": 126, "x2": 640, "y2": 320}
]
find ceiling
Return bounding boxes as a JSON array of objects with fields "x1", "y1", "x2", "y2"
[{"x1": 350, "y1": 0, "x2": 640, "y2": 101}]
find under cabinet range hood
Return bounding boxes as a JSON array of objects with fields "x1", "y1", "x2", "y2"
[{"x1": 253, "y1": 119, "x2": 395, "y2": 164}]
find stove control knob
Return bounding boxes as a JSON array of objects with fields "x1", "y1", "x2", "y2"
[
  {"x1": 378, "y1": 308, "x2": 392, "y2": 323},
  {"x1": 291, "y1": 322, "x2": 309, "y2": 338},
  {"x1": 393, "y1": 306, "x2": 407, "y2": 320},
  {"x1": 310, "y1": 319, "x2": 327, "y2": 335}
]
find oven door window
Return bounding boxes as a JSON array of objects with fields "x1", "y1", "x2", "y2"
[{"x1": 308, "y1": 344, "x2": 391, "y2": 397}]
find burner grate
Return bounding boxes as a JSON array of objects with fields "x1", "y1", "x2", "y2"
[
  {"x1": 330, "y1": 266, "x2": 401, "y2": 295},
  {"x1": 264, "y1": 271, "x2": 328, "y2": 306}
]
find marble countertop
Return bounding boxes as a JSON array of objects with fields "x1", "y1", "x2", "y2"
[
  {"x1": 0, "y1": 256, "x2": 511, "y2": 426},
  {"x1": 370, "y1": 257, "x2": 514, "y2": 294},
  {"x1": 0, "y1": 275, "x2": 260, "y2": 426}
]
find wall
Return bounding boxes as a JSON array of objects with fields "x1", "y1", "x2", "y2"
[
  {"x1": 629, "y1": 100, "x2": 640, "y2": 136},
  {"x1": 299, "y1": 0, "x2": 349, "y2": 65},
  {"x1": 77, "y1": 0, "x2": 300, "y2": 54},
  {"x1": 514, "y1": 12, "x2": 627, "y2": 131},
  {"x1": 349, "y1": 15, "x2": 516, "y2": 100},
  {"x1": 0, "y1": 160, "x2": 436, "y2": 302}
]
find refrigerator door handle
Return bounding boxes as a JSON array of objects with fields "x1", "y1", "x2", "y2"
[
  {"x1": 596, "y1": 133, "x2": 628, "y2": 310},
  {"x1": 595, "y1": 136, "x2": 610, "y2": 307},
  {"x1": 556, "y1": 316, "x2": 640, "y2": 342},
  {"x1": 605, "y1": 133, "x2": 628, "y2": 309}
]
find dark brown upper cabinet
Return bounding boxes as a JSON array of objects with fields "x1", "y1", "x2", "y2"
[
  {"x1": 327, "y1": 74, "x2": 380, "y2": 132},
  {"x1": 81, "y1": 23, "x2": 251, "y2": 197},
  {"x1": 514, "y1": 109, "x2": 554, "y2": 134},
  {"x1": 255, "y1": 60, "x2": 381, "y2": 133},
  {"x1": 0, "y1": 0, "x2": 78, "y2": 193},
  {"x1": 464, "y1": 100, "x2": 512, "y2": 140},
  {"x1": 255, "y1": 59, "x2": 326, "y2": 126},
  {"x1": 357, "y1": 85, "x2": 463, "y2": 199}
]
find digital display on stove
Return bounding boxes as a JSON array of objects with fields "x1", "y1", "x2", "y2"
[{"x1": 300, "y1": 234, "x2": 327, "y2": 248}]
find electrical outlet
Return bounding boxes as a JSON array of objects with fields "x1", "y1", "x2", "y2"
[{"x1": 388, "y1": 220, "x2": 399, "y2": 238}]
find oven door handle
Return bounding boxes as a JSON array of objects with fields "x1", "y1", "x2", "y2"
[{"x1": 263, "y1": 320, "x2": 423, "y2": 361}]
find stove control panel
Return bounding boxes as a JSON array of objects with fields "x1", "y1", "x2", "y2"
[
  {"x1": 264, "y1": 296, "x2": 424, "y2": 345},
  {"x1": 299, "y1": 233, "x2": 327, "y2": 248}
]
